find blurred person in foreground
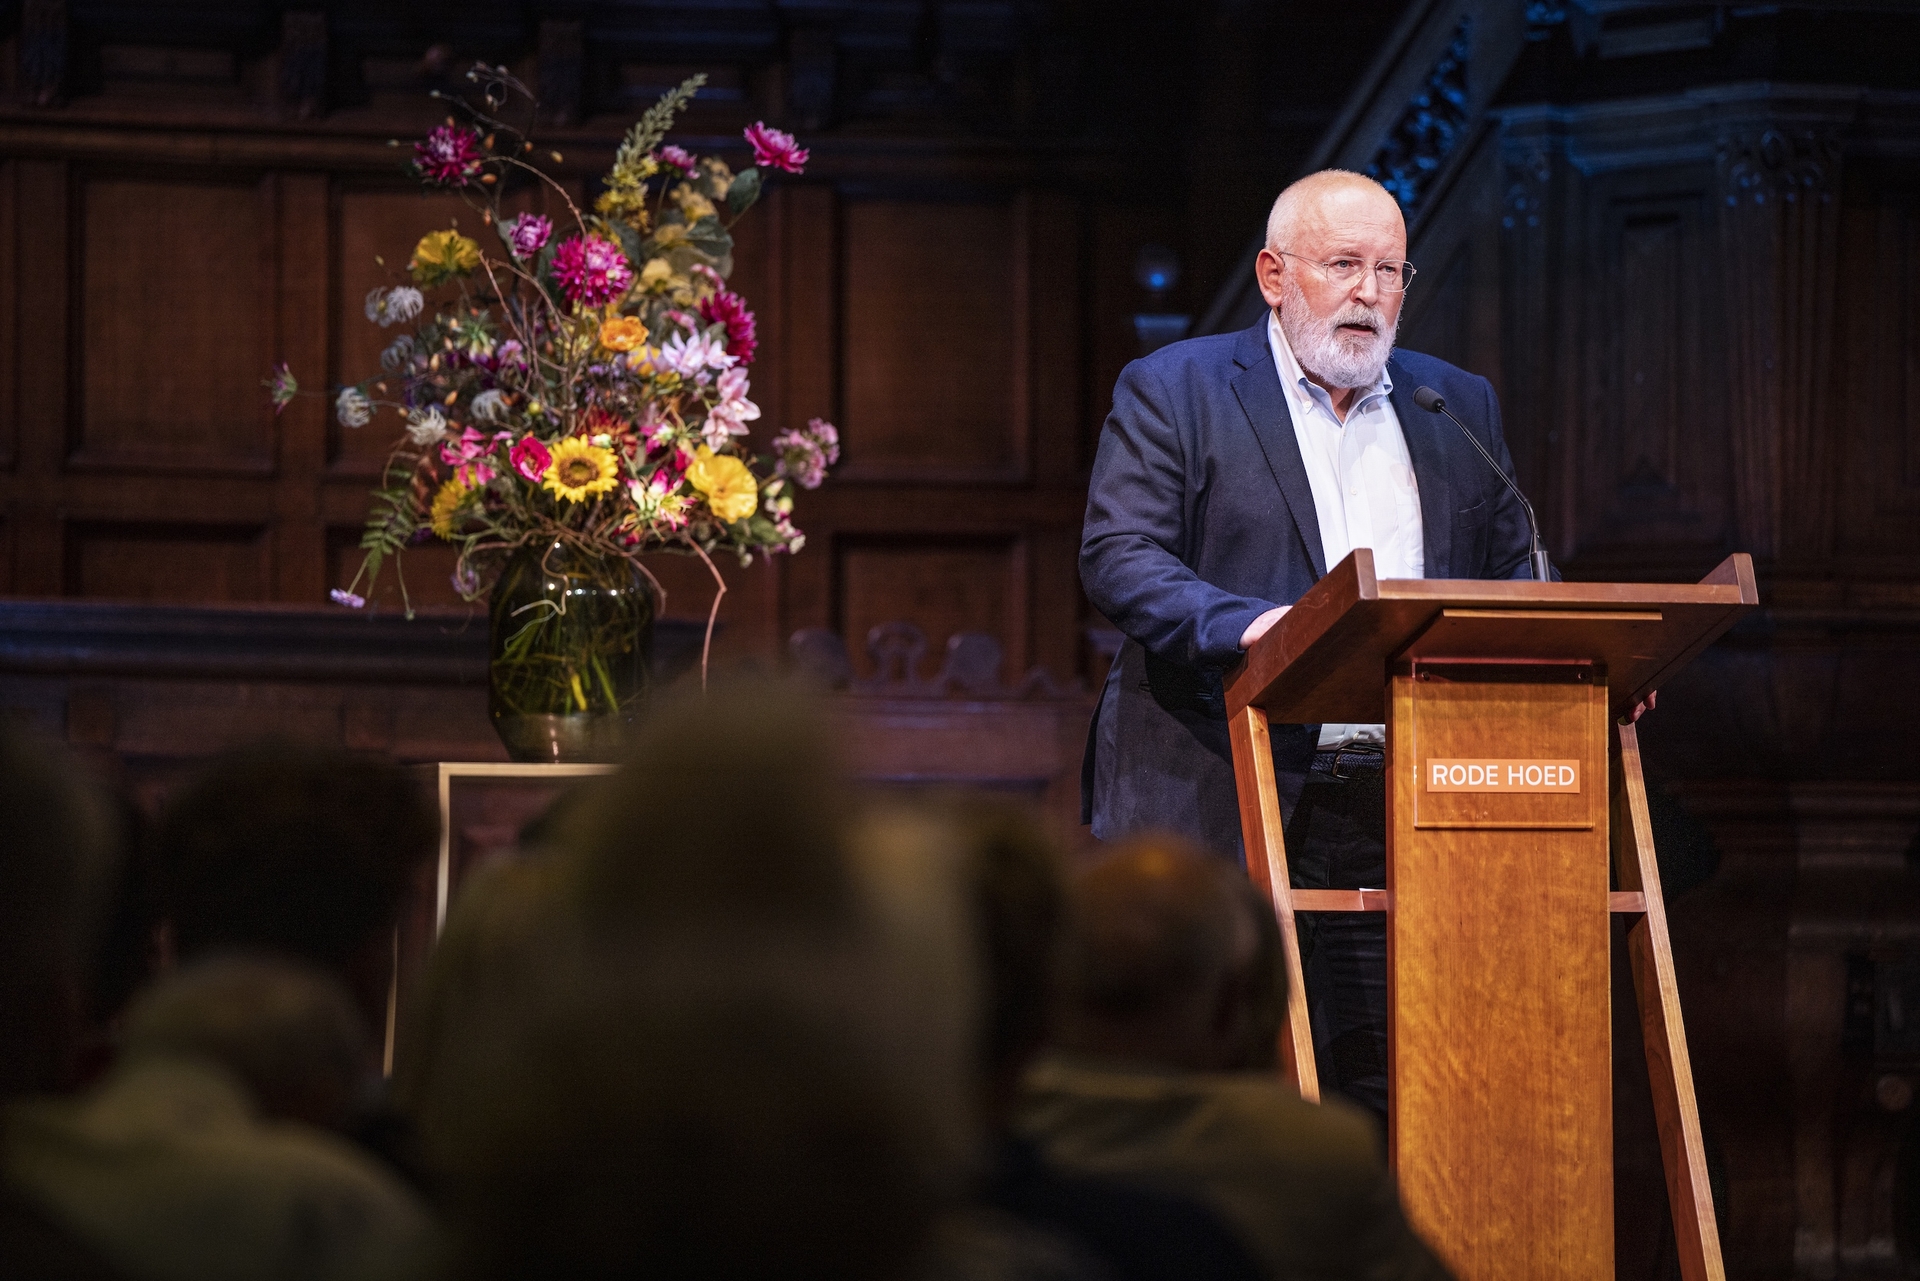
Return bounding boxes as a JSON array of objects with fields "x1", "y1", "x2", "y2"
[
  {"x1": 400, "y1": 680, "x2": 980, "y2": 1281},
  {"x1": 1017, "y1": 834, "x2": 1452, "y2": 1281},
  {"x1": 0, "y1": 721, "x2": 132, "y2": 1278},
  {"x1": 155, "y1": 741, "x2": 438, "y2": 1181},
  {"x1": 930, "y1": 796, "x2": 1262, "y2": 1281},
  {"x1": 155, "y1": 741, "x2": 437, "y2": 1030},
  {"x1": 3, "y1": 955, "x2": 432, "y2": 1281}
]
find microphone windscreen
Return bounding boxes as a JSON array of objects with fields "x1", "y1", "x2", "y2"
[{"x1": 1412, "y1": 386, "x2": 1445, "y2": 413}]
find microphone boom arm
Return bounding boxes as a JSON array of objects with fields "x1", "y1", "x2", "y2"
[{"x1": 1411, "y1": 385, "x2": 1553, "y2": 583}]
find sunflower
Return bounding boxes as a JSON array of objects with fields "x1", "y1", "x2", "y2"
[
  {"x1": 543, "y1": 438, "x2": 620, "y2": 503},
  {"x1": 429, "y1": 477, "x2": 473, "y2": 538}
]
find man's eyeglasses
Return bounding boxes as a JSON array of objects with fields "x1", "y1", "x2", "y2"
[{"x1": 1275, "y1": 250, "x2": 1417, "y2": 293}]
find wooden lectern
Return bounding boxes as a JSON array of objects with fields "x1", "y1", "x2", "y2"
[{"x1": 1224, "y1": 549, "x2": 1757, "y2": 1281}]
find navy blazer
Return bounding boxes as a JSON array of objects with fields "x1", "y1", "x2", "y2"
[{"x1": 1080, "y1": 319, "x2": 1542, "y2": 861}]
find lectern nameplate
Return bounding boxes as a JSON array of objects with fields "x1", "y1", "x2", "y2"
[{"x1": 1408, "y1": 664, "x2": 1603, "y2": 831}]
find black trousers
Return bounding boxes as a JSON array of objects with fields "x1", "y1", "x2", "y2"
[{"x1": 1284, "y1": 764, "x2": 1389, "y2": 1128}]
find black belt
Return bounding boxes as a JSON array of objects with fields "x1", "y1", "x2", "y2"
[{"x1": 1310, "y1": 743, "x2": 1386, "y2": 778}]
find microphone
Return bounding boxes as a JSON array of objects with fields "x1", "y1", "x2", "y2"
[{"x1": 1411, "y1": 386, "x2": 1552, "y2": 582}]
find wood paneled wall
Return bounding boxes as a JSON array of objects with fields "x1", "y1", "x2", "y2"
[{"x1": 0, "y1": 120, "x2": 1150, "y2": 686}]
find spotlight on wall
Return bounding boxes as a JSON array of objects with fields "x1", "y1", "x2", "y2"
[{"x1": 1132, "y1": 243, "x2": 1190, "y2": 356}]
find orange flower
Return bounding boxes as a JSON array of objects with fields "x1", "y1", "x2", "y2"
[{"x1": 599, "y1": 315, "x2": 649, "y2": 353}]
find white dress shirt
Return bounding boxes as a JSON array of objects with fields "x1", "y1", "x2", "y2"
[{"x1": 1267, "y1": 313, "x2": 1425, "y2": 748}]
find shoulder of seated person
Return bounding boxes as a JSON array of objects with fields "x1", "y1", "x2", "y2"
[
  {"x1": 1025, "y1": 1059, "x2": 1380, "y2": 1167},
  {"x1": 1188, "y1": 1073, "x2": 1380, "y2": 1153}
]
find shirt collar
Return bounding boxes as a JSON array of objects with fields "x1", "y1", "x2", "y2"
[{"x1": 1266, "y1": 310, "x2": 1393, "y2": 419}]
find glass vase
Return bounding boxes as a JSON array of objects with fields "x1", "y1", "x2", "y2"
[{"x1": 488, "y1": 539, "x2": 654, "y2": 763}]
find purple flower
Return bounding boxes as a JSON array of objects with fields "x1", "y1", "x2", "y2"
[
  {"x1": 551, "y1": 234, "x2": 634, "y2": 309},
  {"x1": 657, "y1": 145, "x2": 698, "y2": 173},
  {"x1": 507, "y1": 214, "x2": 552, "y2": 260},
  {"x1": 414, "y1": 125, "x2": 487, "y2": 187},
  {"x1": 773, "y1": 417, "x2": 839, "y2": 490},
  {"x1": 329, "y1": 588, "x2": 366, "y2": 609},
  {"x1": 744, "y1": 122, "x2": 808, "y2": 174}
]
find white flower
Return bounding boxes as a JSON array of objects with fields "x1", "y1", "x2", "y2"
[
  {"x1": 380, "y1": 335, "x2": 415, "y2": 372},
  {"x1": 365, "y1": 286, "x2": 425, "y2": 328},
  {"x1": 386, "y1": 286, "x2": 424, "y2": 325},
  {"x1": 405, "y1": 406, "x2": 447, "y2": 445},
  {"x1": 470, "y1": 388, "x2": 511, "y2": 423},
  {"x1": 699, "y1": 417, "x2": 733, "y2": 450},
  {"x1": 658, "y1": 330, "x2": 736, "y2": 377},
  {"x1": 335, "y1": 387, "x2": 372, "y2": 428}
]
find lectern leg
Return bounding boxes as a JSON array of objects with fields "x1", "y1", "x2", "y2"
[
  {"x1": 1228, "y1": 705, "x2": 1319, "y2": 1101},
  {"x1": 1613, "y1": 722, "x2": 1726, "y2": 1281}
]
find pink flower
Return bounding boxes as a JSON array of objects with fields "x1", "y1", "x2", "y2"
[
  {"x1": 507, "y1": 214, "x2": 552, "y2": 259},
  {"x1": 703, "y1": 366, "x2": 760, "y2": 448},
  {"x1": 773, "y1": 417, "x2": 839, "y2": 490},
  {"x1": 744, "y1": 122, "x2": 808, "y2": 174},
  {"x1": 698, "y1": 288, "x2": 758, "y2": 365},
  {"x1": 659, "y1": 331, "x2": 736, "y2": 376},
  {"x1": 509, "y1": 434, "x2": 552, "y2": 482},
  {"x1": 551, "y1": 234, "x2": 634, "y2": 308},
  {"x1": 414, "y1": 125, "x2": 487, "y2": 187},
  {"x1": 657, "y1": 145, "x2": 698, "y2": 173},
  {"x1": 439, "y1": 426, "x2": 493, "y2": 468},
  {"x1": 329, "y1": 588, "x2": 366, "y2": 609}
]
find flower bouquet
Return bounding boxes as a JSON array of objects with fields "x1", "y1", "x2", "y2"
[{"x1": 268, "y1": 66, "x2": 838, "y2": 760}]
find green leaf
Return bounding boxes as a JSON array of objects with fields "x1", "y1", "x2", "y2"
[
  {"x1": 609, "y1": 220, "x2": 646, "y2": 270},
  {"x1": 726, "y1": 167, "x2": 762, "y2": 217}
]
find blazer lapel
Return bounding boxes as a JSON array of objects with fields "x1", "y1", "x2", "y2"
[
  {"x1": 1387, "y1": 362, "x2": 1451, "y2": 580},
  {"x1": 1231, "y1": 322, "x2": 1326, "y2": 578}
]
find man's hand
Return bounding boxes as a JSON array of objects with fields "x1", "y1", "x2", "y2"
[
  {"x1": 1626, "y1": 689, "x2": 1657, "y2": 723},
  {"x1": 1239, "y1": 606, "x2": 1291, "y2": 650}
]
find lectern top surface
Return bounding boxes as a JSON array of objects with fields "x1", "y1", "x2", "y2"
[{"x1": 1225, "y1": 550, "x2": 1758, "y2": 723}]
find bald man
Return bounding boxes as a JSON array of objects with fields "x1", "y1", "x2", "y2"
[{"x1": 1079, "y1": 170, "x2": 1546, "y2": 1117}]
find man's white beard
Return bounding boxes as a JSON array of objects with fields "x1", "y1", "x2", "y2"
[{"x1": 1277, "y1": 274, "x2": 1398, "y2": 391}]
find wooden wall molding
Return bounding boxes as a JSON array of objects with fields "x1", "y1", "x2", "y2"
[{"x1": 1717, "y1": 122, "x2": 1846, "y2": 567}]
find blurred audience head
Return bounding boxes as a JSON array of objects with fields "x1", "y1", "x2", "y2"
[
  {"x1": 0, "y1": 721, "x2": 123, "y2": 1099},
  {"x1": 940, "y1": 795, "x2": 1068, "y2": 1123},
  {"x1": 1059, "y1": 834, "x2": 1281, "y2": 1073},
  {"x1": 121, "y1": 955, "x2": 370, "y2": 1131},
  {"x1": 413, "y1": 678, "x2": 979, "y2": 1281},
  {"x1": 155, "y1": 741, "x2": 435, "y2": 1020}
]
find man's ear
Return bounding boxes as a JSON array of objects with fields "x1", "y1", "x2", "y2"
[{"x1": 1254, "y1": 249, "x2": 1287, "y2": 310}]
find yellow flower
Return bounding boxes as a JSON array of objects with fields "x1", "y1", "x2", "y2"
[
  {"x1": 429, "y1": 478, "x2": 472, "y2": 539},
  {"x1": 594, "y1": 184, "x2": 653, "y2": 232},
  {"x1": 700, "y1": 157, "x2": 734, "y2": 200},
  {"x1": 673, "y1": 183, "x2": 717, "y2": 222},
  {"x1": 686, "y1": 446, "x2": 759, "y2": 523},
  {"x1": 543, "y1": 437, "x2": 620, "y2": 503},
  {"x1": 410, "y1": 229, "x2": 482, "y2": 287},
  {"x1": 599, "y1": 315, "x2": 649, "y2": 352},
  {"x1": 652, "y1": 223, "x2": 690, "y2": 249},
  {"x1": 639, "y1": 258, "x2": 674, "y2": 290}
]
